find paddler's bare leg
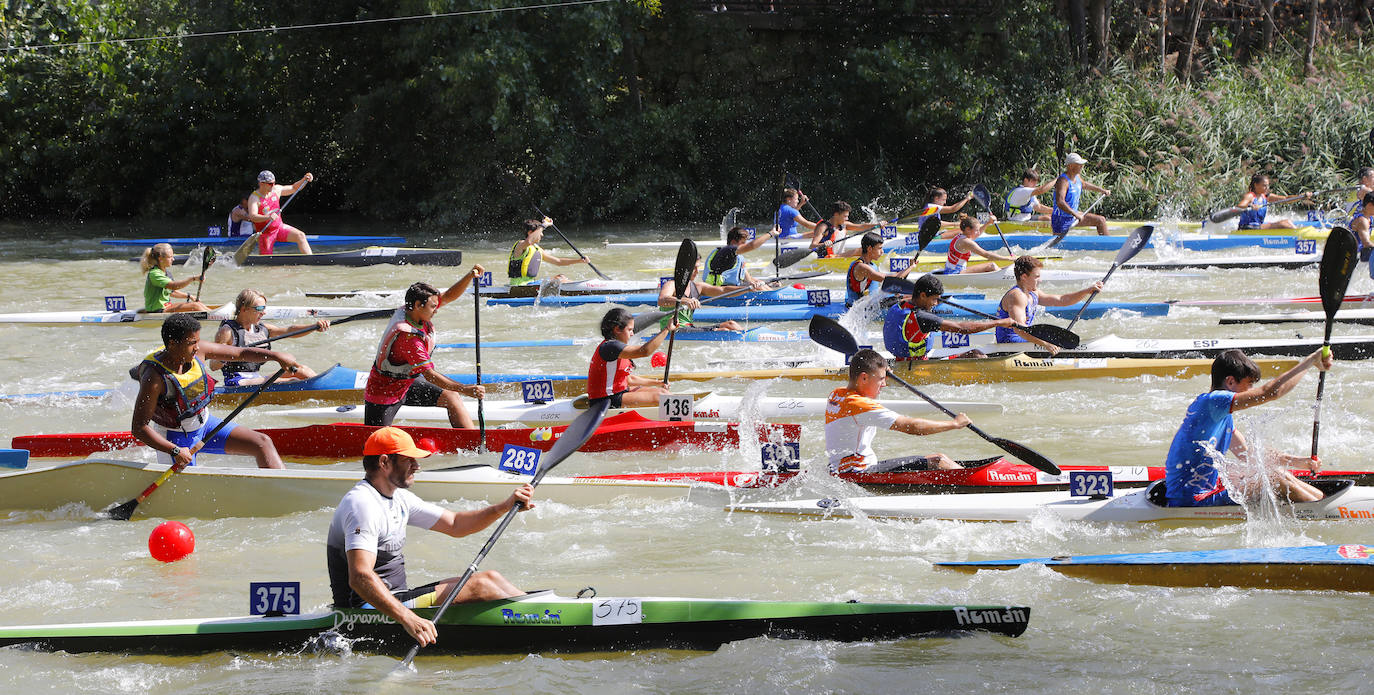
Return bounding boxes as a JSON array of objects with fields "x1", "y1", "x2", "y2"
[
  {"x1": 434, "y1": 570, "x2": 523, "y2": 603},
  {"x1": 1276, "y1": 470, "x2": 1324, "y2": 502},
  {"x1": 620, "y1": 386, "x2": 670, "y2": 409},
  {"x1": 438, "y1": 390, "x2": 475, "y2": 429},
  {"x1": 282, "y1": 225, "x2": 313, "y2": 254},
  {"x1": 1082, "y1": 212, "x2": 1109, "y2": 236},
  {"x1": 223, "y1": 427, "x2": 285, "y2": 469},
  {"x1": 926, "y1": 453, "x2": 963, "y2": 470}
]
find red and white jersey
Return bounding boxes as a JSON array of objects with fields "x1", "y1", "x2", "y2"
[
  {"x1": 587, "y1": 339, "x2": 632, "y2": 399},
  {"x1": 824, "y1": 387, "x2": 901, "y2": 473}
]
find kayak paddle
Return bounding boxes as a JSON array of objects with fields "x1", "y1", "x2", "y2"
[
  {"x1": 1064, "y1": 224, "x2": 1153, "y2": 332},
  {"x1": 234, "y1": 179, "x2": 308, "y2": 265},
  {"x1": 397, "y1": 398, "x2": 612, "y2": 671},
  {"x1": 970, "y1": 185, "x2": 1013, "y2": 255},
  {"x1": 532, "y1": 204, "x2": 611, "y2": 281},
  {"x1": 660, "y1": 239, "x2": 697, "y2": 384},
  {"x1": 104, "y1": 367, "x2": 291, "y2": 521},
  {"x1": 1312, "y1": 226, "x2": 1359, "y2": 463},
  {"x1": 192, "y1": 247, "x2": 216, "y2": 303},
  {"x1": 474, "y1": 279, "x2": 486, "y2": 447},
  {"x1": 1207, "y1": 188, "x2": 1353, "y2": 225},
  {"x1": 785, "y1": 171, "x2": 825, "y2": 221},
  {"x1": 244, "y1": 308, "x2": 394, "y2": 347},
  {"x1": 880, "y1": 276, "x2": 1080, "y2": 350},
  {"x1": 808, "y1": 315, "x2": 1060, "y2": 475},
  {"x1": 630, "y1": 271, "x2": 822, "y2": 334}
]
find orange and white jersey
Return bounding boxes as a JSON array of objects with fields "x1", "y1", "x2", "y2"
[{"x1": 824, "y1": 387, "x2": 900, "y2": 474}]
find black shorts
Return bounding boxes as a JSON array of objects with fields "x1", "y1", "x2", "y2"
[
  {"x1": 865, "y1": 455, "x2": 940, "y2": 474},
  {"x1": 589, "y1": 391, "x2": 624, "y2": 409},
  {"x1": 363, "y1": 381, "x2": 445, "y2": 426}
]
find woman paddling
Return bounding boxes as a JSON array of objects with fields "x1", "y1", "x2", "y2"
[
  {"x1": 508, "y1": 217, "x2": 589, "y2": 287},
  {"x1": 140, "y1": 243, "x2": 209, "y2": 314},
  {"x1": 774, "y1": 188, "x2": 818, "y2": 239},
  {"x1": 1230, "y1": 174, "x2": 1311, "y2": 230},
  {"x1": 809, "y1": 201, "x2": 886, "y2": 259},
  {"x1": 943, "y1": 215, "x2": 1013, "y2": 275},
  {"x1": 995, "y1": 256, "x2": 1101, "y2": 356},
  {"x1": 210, "y1": 289, "x2": 329, "y2": 385},
  {"x1": 587, "y1": 308, "x2": 675, "y2": 409}
]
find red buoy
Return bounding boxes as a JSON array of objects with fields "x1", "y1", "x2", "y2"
[
  {"x1": 148, "y1": 520, "x2": 195, "y2": 563},
  {"x1": 650, "y1": 351, "x2": 667, "y2": 368}
]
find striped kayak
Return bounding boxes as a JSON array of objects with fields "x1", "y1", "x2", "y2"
[
  {"x1": 0, "y1": 589, "x2": 1029, "y2": 655},
  {"x1": 0, "y1": 459, "x2": 712, "y2": 517},
  {"x1": 928, "y1": 333, "x2": 1374, "y2": 360},
  {"x1": 306, "y1": 278, "x2": 665, "y2": 300},
  {"x1": 436, "y1": 325, "x2": 813, "y2": 349},
  {"x1": 728, "y1": 479, "x2": 1374, "y2": 523},
  {"x1": 0, "y1": 364, "x2": 588, "y2": 406},
  {"x1": 888, "y1": 233, "x2": 1300, "y2": 254},
  {"x1": 585, "y1": 457, "x2": 1374, "y2": 494},
  {"x1": 1122, "y1": 253, "x2": 1321, "y2": 271},
  {"x1": 936, "y1": 545, "x2": 1374, "y2": 592},
  {"x1": 13, "y1": 412, "x2": 799, "y2": 460},
  {"x1": 270, "y1": 394, "x2": 1005, "y2": 425},
  {"x1": 1169, "y1": 294, "x2": 1374, "y2": 308},
  {"x1": 895, "y1": 217, "x2": 1328, "y2": 235},
  {"x1": 1219, "y1": 309, "x2": 1374, "y2": 325},
  {"x1": 164, "y1": 247, "x2": 463, "y2": 267},
  {"x1": 0, "y1": 305, "x2": 388, "y2": 326},
  {"x1": 101, "y1": 234, "x2": 405, "y2": 248}
]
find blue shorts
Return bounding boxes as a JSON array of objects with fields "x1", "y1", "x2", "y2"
[
  {"x1": 162, "y1": 414, "x2": 236, "y2": 466},
  {"x1": 1051, "y1": 217, "x2": 1074, "y2": 235}
]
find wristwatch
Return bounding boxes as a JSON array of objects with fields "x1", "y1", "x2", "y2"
[{"x1": 169, "y1": 445, "x2": 182, "y2": 459}]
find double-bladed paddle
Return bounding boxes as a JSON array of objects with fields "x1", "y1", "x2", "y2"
[
  {"x1": 1064, "y1": 225, "x2": 1154, "y2": 332},
  {"x1": 104, "y1": 367, "x2": 291, "y2": 521},
  {"x1": 531, "y1": 203, "x2": 611, "y2": 281},
  {"x1": 879, "y1": 276, "x2": 1080, "y2": 350},
  {"x1": 660, "y1": 239, "x2": 697, "y2": 384},
  {"x1": 1312, "y1": 226, "x2": 1360, "y2": 462},
  {"x1": 396, "y1": 398, "x2": 612, "y2": 671},
  {"x1": 785, "y1": 171, "x2": 825, "y2": 221},
  {"x1": 244, "y1": 308, "x2": 394, "y2": 348},
  {"x1": 629, "y1": 271, "x2": 824, "y2": 334},
  {"x1": 807, "y1": 315, "x2": 1060, "y2": 475},
  {"x1": 474, "y1": 280, "x2": 486, "y2": 447},
  {"x1": 970, "y1": 185, "x2": 1014, "y2": 255},
  {"x1": 234, "y1": 180, "x2": 308, "y2": 265},
  {"x1": 1207, "y1": 187, "x2": 1355, "y2": 225}
]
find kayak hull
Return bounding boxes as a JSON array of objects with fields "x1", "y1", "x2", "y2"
[
  {"x1": 0, "y1": 305, "x2": 388, "y2": 327},
  {"x1": 0, "y1": 591, "x2": 1030, "y2": 655},
  {"x1": 930, "y1": 333, "x2": 1374, "y2": 360},
  {"x1": 1220, "y1": 309, "x2": 1374, "y2": 326},
  {"x1": 1122, "y1": 253, "x2": 1320, "y2": 270},
  {"x1": 165, "y1": 247, "x2": 463, "y2": 267},
  {"x1": 937, "y1": 545, "x2": 1374, "y2": 592},
  {"x1": 307, "y1": 278, "x2": 664, "y2": 300},
  {"x1": 101, "y1": 234, "x2": 405, "y2": 248}
]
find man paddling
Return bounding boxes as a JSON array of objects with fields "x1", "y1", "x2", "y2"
[
  {"x1": 131, "y1": 314, "x2": 300, "y2": 469},
  {"x1": 365, "y1": 268, "x2": 487, "y2": 428},
  {"x1": 1350, "y1": 192, "x2": 1373, "y2": 266},
  {"x1": 508, "y1": 217, "x2": 590, "y2": 286},
  {"x1": 1051, "y1": 153, "x2": 1111, "y2": 237},
  {"x1": 327, "y1": 427, "x2": 532, "y2": 647},
  {"x1": 883, "y1": 274, "x2": 1006, "y2": 360},
  {"x1": 660, "y1": 250, "x2": 761, "y2": 332},
  {"x1": 589, "y1": 307, "x2": 675, "y2": 408},
  {"x1": 210, "y1": 289, "x2": 329, "y2": 384},
  {"x1": 1163, "y1": 348, "x2": 1332, "y2": 507},
  {"x1": 845, "y1": 232, "x2": 915, "y2": 308},
  {"x1": 1005, "y1": 169, "x2": 1054, "y2": 222},
  {"x1": 809, "y1": 201, "x2": 887, "y2": 259},
  {"x1": 703, "y1": 227, "x2": 773, "y2": 288},
  {"x1": 997, "y1": 256, "x2": 1101, "y2": 356},
  {"x1": 826, "y1": 348, "x2": 970, "y2": 473},
  {"x1": 245, "y1": 170, "x2": 314, "y2": 255}
]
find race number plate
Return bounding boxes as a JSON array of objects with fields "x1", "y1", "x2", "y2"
[
  {"x1": 478, "y1": 271, "x2": 493, "y2": 287},
  {"x1": 592, "y1": 598, "x2": 643, "y2": 626},
  {"x1": 658, "y1": 393, "x2": 694, "y2": 421},
  {"x1": 104, "y1": 296, "x2": 127, "y2": 312},
  {"x1": 761, "y1": 442, "x2": 801, "y2": 472},
  {"x1": 807, "y1": 289, "x2": 831, "y2": 307},
  {"x1": 361, "y1": 247, "x2": 399, "y2": 257},
  {"x1": 744, "y1": 227, "x2": 757, "y2": 240},
  {"x1": 880, "y1": 225, "x2": 897, "y2": 239},
  {"x1": 941, "y1": 332, "x2": 970, "y2": 348},
  {"x1": 249, "y1": 581, "x2": 300, "y2": 615},
  {"x1": 1069, "y1": 471, "x2": 1114, "y2": 498},
  {"x1": 903, "y1": 233, "x2": 920, "y2": 247},
  {"x1": 1295, "y1": 239, "x2": 1318, "y2": 255},
  {"x1": 499, "y1": 444, "x2": 541, "y2": 476},
  {"x1": 208, "y1": 225, "x2": 223, "y2": 237},
  {"x1": 889, "y1": 257, "x2": 912, "y2": 273},
  {"x1": 521, "y1": 379, "x2": 555, "y2": 404}
]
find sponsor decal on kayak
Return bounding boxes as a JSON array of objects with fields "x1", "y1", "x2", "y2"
[
  {"x1": 1338, "y1": 544, "x2": 1371, "y2": 559},
  {"x1": 953, "y1": 607, "x2": 1027, "y2": 626},
  {"x1": 333, "y1": 611, "x2": 395, "y2": 630},
  {"x1": 1010, "y1": 358, "x2": 1055, "y2": 369},
  {"x1": 501, "y1": 608, "x2": 563, "y2": 625},
  {"x1": 1338, "y1": 507, "x2": 1374, "y2": 519},
  {"x1": 986, "y1": 470, "x2": 1036, "y2": 484}
]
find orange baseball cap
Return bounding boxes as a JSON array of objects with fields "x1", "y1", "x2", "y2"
[{"x1": 364, "y1": 427, "x2": 433, "y2": 458}]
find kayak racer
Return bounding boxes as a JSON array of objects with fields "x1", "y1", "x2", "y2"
[
  {"x1": 883, "y1": 274, "x2": 1005, "y2": 360},
  {"x1": 1051, "y1": 153, "x2": 1111, "y2": 237},
  {"x1": 1005, "y1": 169, "x2": 1055, "y2": 222},
  {"x1": 209, "y1": 288, "x2": 329, "y2": 384},
  {"x1": 943, "y1": 214, "x2": 1014, "y2": 274},
  {"x1": 996, "y1": 256, "x2": 1101, "y2": 356},
  {"x1": 508, "y1": 217, "x2": 590, "y2": 286},
  {"x1": 588, "y1": 307, "x2": 675, "y2": 408},
  {"x1": 808, "y1": 201, "x2": 888, "y2": 259},
  {"x1": 245, "y1": 170, "x2": 314, "y2": 255}
]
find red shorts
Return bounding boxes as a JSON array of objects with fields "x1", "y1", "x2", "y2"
[{"x1": 257, "y1": 222, "x2": 297, "y2": 255}]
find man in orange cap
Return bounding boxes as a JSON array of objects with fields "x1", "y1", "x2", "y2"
[{"x1": 326, "y1": 427, "x2": 534, "y2": 648}]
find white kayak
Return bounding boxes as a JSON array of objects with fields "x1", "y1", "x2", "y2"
[
  {"x1": 0, "y1": 305, "x2": 389, "y2": 326},
  {"x1": 1219, "y1": 309, "x2": 1374, "y2": 326},
  {"x1": 925, "y1": 267, "x2": 1105, "y2": 289},
  {"x1": 729, "y1": 479, "x2": 1374, "y2": 523},
  {"x1": 1122, "y1": 253, "x2": 1321, "y2": 271},
  {"x1": 928, "y1": 333, "x2": 1374, "y2": 360},
  {"x1": 304, "y1": 278, "x2": 663, "y2": 300},
  {"x1": 272, "y1": 393, "x2": 1005, "y2": 425}
]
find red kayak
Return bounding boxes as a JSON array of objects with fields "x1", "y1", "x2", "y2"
[
  {"x1": 13, "y1": 412, "x2": 801, "y2": 461},
  {"x1": 580, "y1": 456, "x2": 1374, "y2": 493}
]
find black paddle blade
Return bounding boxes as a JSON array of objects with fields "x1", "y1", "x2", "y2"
[
  {"x1": 1054, "y1": 130, "x2": 1066, "y2": 166},
  {"x1": 917, "y1": 215, "x2": 941, "y2": 250},
  {"x1": 1026, "y1": 323, "x2": 1080, "y2": 350},
  {"x1": 1114, "y1": 225, "x2": 1154, "y2": 264},
  {"x1": 1208, "y1": 207, "x2": 1243, "y2": 224},
  {"x1": 773, "y1": 246, "x2": 811, "y2": 269},
  {"x1": 1319, "y1": 227, "x2": 1360, "y2": 321},
  {"x1": 672, "y1": 239, "x2": 696, "y2": 299},
  {"x1": 971, "y1": 184, "x2": 993, "y2": 212},
  {"x1": 103, "y1": 498, "x2": 138, "y2": 521},
  {"x1": 987, "y1": 435, "x2": 1061, "y2": 475},
  {"x1": 882, "y1": 276, "x2": 916, "y2": 296},
  {"x1": 632, "y1": 310, "x2": 669, "y2": 334},
  {"x1": 808, "y1": 315, "x2": 859, "y2": 357},
  {"x1": 533, "y1": 398, "x2": 612, "y2": 483}
]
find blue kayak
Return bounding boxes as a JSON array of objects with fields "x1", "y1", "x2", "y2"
[
  {"x1": 102, "y1": 234, "x2": 407, "y2": 248},
  {"x1": 889, "y1": 234, "x2": 1299, "y2": 254},
  {"x1": 486, "y1": 289, "x2": 988, "y2": 309},
  {"x1": 937, "y1": 544, "x2": 1374, "y2": 592}
]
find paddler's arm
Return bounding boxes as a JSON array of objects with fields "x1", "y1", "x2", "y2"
[
  {"x1": 1002, "y1": 293, "x2": 1060, "y2": 355},
  {"x1": 208, "y1": 323, "x2": 236, "y2": 371},
  {"x1": 939, "y1": 194, "x2": 974, "y2": 214},
  {"x1": 430, "y1": 484, "x2": 535, "y2": 538},
  {"x1": 130, "y1": 372, "x2": 194, "y2": 467},
  {"x1": 736, "y1": 229, "x2": 775, "y2": 254},
  {"x1": 346, "y1": 548, "x2": 437, "y2": 647},
  {"x1": 1037, "y1": 281, "x2": 1104, "y2": 307},
  {"x1": 196, "y1": 341, "x2": 301, "y2": 373},
  {"x1": 265, "y1": 320, "x2": 330, "y2": 339},
  {"x1": 1083, "y1": 180, "x2": 1110, "y2": 195},
  {"x1": 438, "y1": 264, "x2": 487, "y2": 306},
  {"x1": 938, "y1": 317, "x2": 1013, "y2": 335},
  {"x1": 890, "y1": 412, "x2": 971, "y2": 436},
  {"x1": 415, "y1": 367, "x2": 484, "y2": 399},
  {"x1": 1231, "y1": 347, "x2": 1332, "y2": 411},
  {"x1": 539, "y1": 250, "x2": 589, "y2": 267},
  {"x1": 278, "y1": 172, "x2": 313, "y2": 196},
  {"x1": 621, "y1": 324, "x2": 674, "y2": 360},
  {"x1": 243, "y1": 192, "x2": 278, "y2": 224},
  {"x1": 969, "y1": 239, "x2": 1014, "y2": 263}
]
